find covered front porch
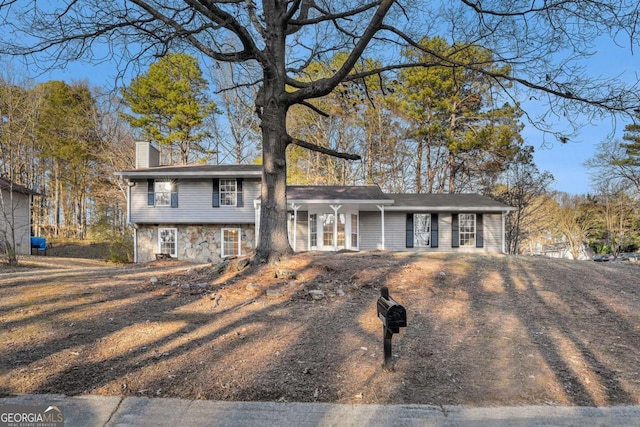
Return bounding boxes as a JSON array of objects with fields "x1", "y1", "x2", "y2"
[{"x1": 255, "y1": 185, "x2": 394, "y2": 252}]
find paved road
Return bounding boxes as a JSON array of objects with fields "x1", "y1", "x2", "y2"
[{"x1": 1, "y1": 394, "x2": 640, "y2": 426}]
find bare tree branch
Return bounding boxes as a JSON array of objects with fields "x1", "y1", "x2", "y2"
[
  {"x1": 289, "y1": 136, "x2": 362, "y2": 160},
  {"x1": 299, "y1": 100, "x2": 330, "y2": 117}
]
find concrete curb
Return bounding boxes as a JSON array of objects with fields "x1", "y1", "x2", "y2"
[{"x1": 2, "y1": 394, "x2": 639, "y2": 426}]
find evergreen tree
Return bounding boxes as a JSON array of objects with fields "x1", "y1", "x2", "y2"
[
  {"x1": 121, "y1": 52, "x2": 216, "y2": 165},
  {"x1": 36, "y1": 80, "x2": 99, "y2": 238},
  {"x1": 391, "y1": 37, "x2": 525, "y2": 193},
  {"x1": 620, "y1": 110, "x2": 640, "y2": 167}
]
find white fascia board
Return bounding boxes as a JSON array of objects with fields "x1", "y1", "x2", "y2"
[
  {"x1": 286, "y1": 199, "x2": 394, "y2": 205},
  {"x1": 114, "y1": 170, "x2": 262, "y2": 179},
  {"x1": 384, "y1": 205, "x2": 516, "y2": 212}
]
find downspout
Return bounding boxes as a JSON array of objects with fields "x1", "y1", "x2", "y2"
[
  {"x1": 127, "y1": 182, "x2": 133, "y2": 224},
  {"x1": 134, "y1": 227, "x2": 138, "y2": 263},
  {"x1": 502, "y1": 210, "x2": 506, "y2": 254},
  {"x1": 127, "y1": 181, "x2": 136, "y2": 262},
  {"x1": 377, "y1": 205, "x2": 385, "y2": 250}
]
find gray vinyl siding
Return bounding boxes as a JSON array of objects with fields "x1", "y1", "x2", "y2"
[
  {"x1": 361, "y1": 211, "x2": 504, "y2": 253},
  {"x1": 359, "y1": 211, "x2": 382, "y2": 250},
  {"x1": 440, "y1": 214, "x2": 453, "y2": 249},
  {"x1": 482, "y1": 213, "x2": 503, "y2": 253},
  {"x1": 130, "y1": 178, "x2": 260, "y2": 224},
  {"x1": 383, "y1": 212, "x2": 407, "y2": 250},
  {"x1": 291, "y1": 210, "x2": 308, "y2": 252}
]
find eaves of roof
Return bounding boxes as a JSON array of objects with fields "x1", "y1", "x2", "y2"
[
  {"x1": 0, "y1": 177, "x2": 39, "y2": 195},
  {"x1": 115, "y1": 164, "x2": 263, "y2": 179},
  {"x1": 383, "y1": 193, "x2": 515, "y2": 211}
]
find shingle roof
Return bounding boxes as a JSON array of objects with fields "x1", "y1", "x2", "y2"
[
  {"x1": 386, "y1": 193, "x2": 513, "y2": 211},
  {"x1": 0, "y1": 177, "x2": 39, "y2": 195},
  {"x1": 287, "y1": 185, "x2": 392, "y2": 202}
]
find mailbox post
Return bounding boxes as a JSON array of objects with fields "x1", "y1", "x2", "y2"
[{"x1": 376, "y1": 286, "x2": 407, "y2": 371}]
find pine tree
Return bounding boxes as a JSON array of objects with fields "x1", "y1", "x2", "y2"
[{"x1": 121, "y1": 52, "x2": 216, "y2": 165}]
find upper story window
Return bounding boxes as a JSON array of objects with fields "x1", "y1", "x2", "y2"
[
  {"x1": 212, "y1": 178, "x2": 244, "y2": 208},
  {"x1": 148, "y1": 179, "x2": 178, "y2": 208},
  {"x1": 154, "y1": 181, "x2": 172, "y2": 206},
  {"x1": 220, "y1": 179, "x2": 237, "y2": 206}
]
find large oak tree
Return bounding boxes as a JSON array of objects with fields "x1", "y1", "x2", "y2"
[{"x1": 2, "y1": 1, "x2": 639, "y2": 262}]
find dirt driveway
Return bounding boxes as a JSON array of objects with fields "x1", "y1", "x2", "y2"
[{"x1": 1, "y1": 252, "x2": 639, "y2": 406}]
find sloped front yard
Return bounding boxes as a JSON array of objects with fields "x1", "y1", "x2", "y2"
[{"x1": 1, "y1": 252, "x2": 639, "y2": 406}]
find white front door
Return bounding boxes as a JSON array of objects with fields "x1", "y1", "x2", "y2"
[{"x1": 315, "y1": 212, "x2": 355, "y2": 251}]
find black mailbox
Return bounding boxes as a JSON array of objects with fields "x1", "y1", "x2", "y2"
[
  {"x1": 377, "y1": 286, "x2": 407, "y2": 371},
  {"x1": 377, "y1": 287, "x2": 407, "y2": 333}
]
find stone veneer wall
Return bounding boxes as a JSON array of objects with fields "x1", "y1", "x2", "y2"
[{"x1": 136, "y1": 224, "x2": 255, "y2": 263}]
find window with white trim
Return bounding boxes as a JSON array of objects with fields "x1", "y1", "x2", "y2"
[
  {"x1": 350, "y1": 214, "x2": 358, "y2": 249},
  {"x1": 158, "y1": 228, "x2": 177, "y2": 257},
  {"x1": 322, "y1": 214, "x2": 334, "y2": 246},
  {"x1": 219, "y1": 179, "x2": 237, "y2": 206},
  {"x1": 336, "y1": 213, "x2": 346, "y2": 247},
  {"x1": 414, "y1": 213, "x2": 431, "y2": 247},
  {"x1": 222, "y1": 228, "x2": 241, "y2": 257},
  {"x1": 155, "y1": 181, "x2": 172, "y2": 206},
  {"x1": 309, "y1": 214, "x2": 317, "y2": 248},
  {"x1": 459, "y1": 213, "x2": 476, "y2": 246}
]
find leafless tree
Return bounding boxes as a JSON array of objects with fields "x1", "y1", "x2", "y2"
[
  {"x1": 586, "y1": 139, "x2": 640, "y2": 193},
  {"x1": 3, "y1": 1, "x2": 639, "y2": 262},
  {"x1": 492, "y1": 161, "x2": 554, "y2": 254},
  {"x1": 209, "y1": 63, "x2": 261, "y2": 164}
]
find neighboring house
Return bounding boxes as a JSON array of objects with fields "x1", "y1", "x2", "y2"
[
  {"x1": 538, "y1": 242, "x2": 593, "y2": 261},
  {"x1": 0, "y1": 177, "x2": 39, "y2": 255},
  {"x1": 116, "y1": 142, "x2": 515, "y2": 263}
]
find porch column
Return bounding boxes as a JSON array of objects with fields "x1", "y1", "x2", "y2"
[
  {"x1": 254, "y1": 200, "x2": 261, "y2": 247},
  {"x1": 377, "y1": 205, "x2": 385, "y2": 250},
  {"x1": 290, "y1": 203, "x2": 300, "y2": 252},
  {"x1": 330, "y1": 204, "x2": 342, "y2": 251}
]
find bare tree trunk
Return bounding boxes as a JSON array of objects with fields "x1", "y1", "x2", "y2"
[
  {"x1": 448, "y1": 153, "x2": 456, "y2": 193},
  {"x1": 54, "y1": 165, "x2": 60, "y2": 236},
  {"x1": 415, "y1": 138, "x2": 423, "y2": 193},
  {"x1": 256, "y1": 100, "x2": 293, "y2": 262},
  {"x1": 366, "y1": 129, "x2": 374, "y2": 184},
  {"x1": 255, "y1": 5, "x2": 293, "y2": 262},
  {"x1": 426, "y1": 141, "x2": 435, "y2": 194}
]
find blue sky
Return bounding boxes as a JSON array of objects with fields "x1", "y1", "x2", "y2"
[
  {"x1": 24, "y1": 32, "x2": 639, "y2": 196},
  {"x1": 524, "y1": 36, "x2": 638, "y2": 195}
]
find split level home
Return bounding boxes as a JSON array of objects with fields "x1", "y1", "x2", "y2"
[
  {"x1": 0, "y1": 177, "x2": 39, "y2": 256},
  {"x1": 115, "y1": 142, "x2": 515, "y2": 263}
]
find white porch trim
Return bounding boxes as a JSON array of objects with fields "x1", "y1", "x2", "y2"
[
  {"x1": 377, "y1": 205, "x2": 386, "y2": 250},
  {"x1": 290, "y1": 203, "x2": 301, "y2": 251},
  {"x1": 330, "y1": 204, "x2": 342, "y2": 251}
]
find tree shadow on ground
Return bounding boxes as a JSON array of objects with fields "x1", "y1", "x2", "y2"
[{"x1": 1, "y1": 253, "x2": 639, "y2": 406}]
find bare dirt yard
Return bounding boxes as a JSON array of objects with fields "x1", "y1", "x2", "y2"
[{"x1": 1, "y1": 251, "x2": 639, "y2": 407}]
